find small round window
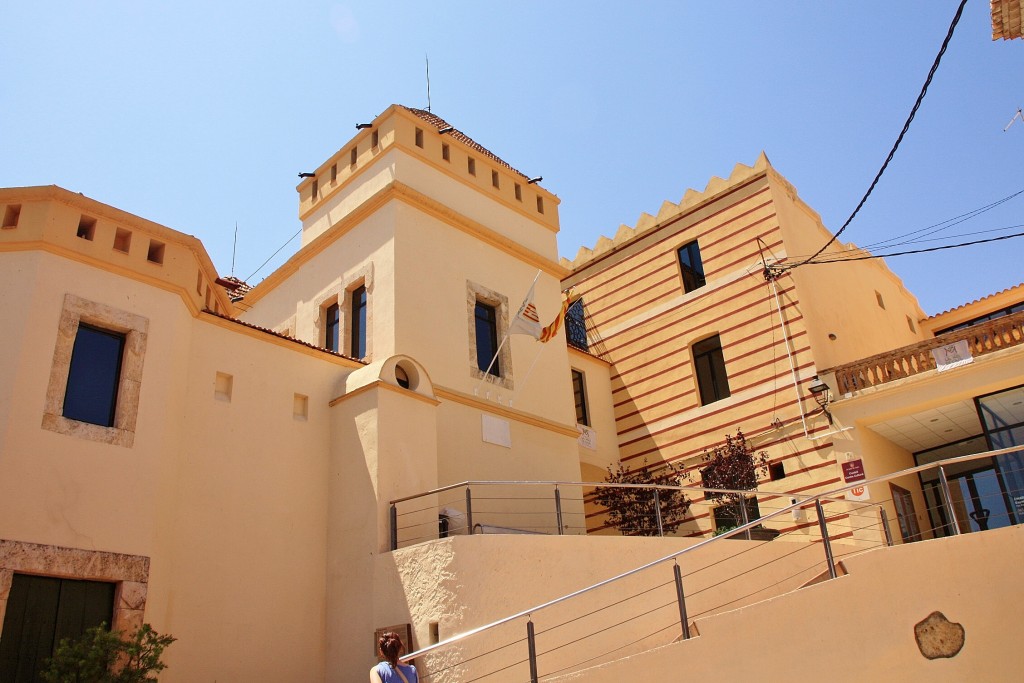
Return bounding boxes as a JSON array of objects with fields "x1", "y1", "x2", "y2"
[{"x1": 395, "y1": 365, "x2": 411, "y2": 389}]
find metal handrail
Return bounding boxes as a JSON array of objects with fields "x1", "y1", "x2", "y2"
[
  {"x1": 400, "y1": 445, "x2": 1021, "y2": 667},
  {"x1": 390, "y1": 479, "x2": 821, "y2": 506}
]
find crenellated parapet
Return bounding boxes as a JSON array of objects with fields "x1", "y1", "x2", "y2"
[{"x1": 564, "y1": 152, "x2": 789, "y2": 271}]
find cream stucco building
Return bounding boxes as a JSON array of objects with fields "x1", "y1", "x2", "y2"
[{"x1": 1, "y1": 104, "x2": 1022, "y2": 681}]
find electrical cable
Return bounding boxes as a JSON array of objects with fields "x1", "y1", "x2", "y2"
[
  {"x1": 790, "y1": 229, "x2": 1024, "y2": 265},
  {"x1": 783, "y1": 0, "x2": 969, "y2": 275}
]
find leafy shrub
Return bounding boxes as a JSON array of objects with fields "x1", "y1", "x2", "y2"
[{"x1": 43, "y1": 623, "x2": 175, "y2": 683}]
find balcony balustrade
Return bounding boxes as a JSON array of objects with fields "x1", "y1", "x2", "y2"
[{"x1": 830, "y1": 310, "x2": 1024, "y2": 395}]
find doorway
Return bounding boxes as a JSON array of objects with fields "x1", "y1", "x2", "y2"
[{"x1": 0, "y1": 574, "x2": 115, "y2": 682}]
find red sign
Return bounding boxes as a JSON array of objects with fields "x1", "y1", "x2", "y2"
[{"x1": 841, "y1": 459, "x2": 866, "y2": 482}]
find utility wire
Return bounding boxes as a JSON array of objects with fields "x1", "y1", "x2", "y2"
[
  {"x1": 243, "y1": 227, "x2": 302, "y2": 283},
  {"x1": 781, "y1": 0, "x2": 969, "y2": 276},
  {"x1": 790, "y1": 229, "x2": 1024, "y2": 265},
  {"x1": 858, "y1": 189, "x2": 1024, "y2": 251}
]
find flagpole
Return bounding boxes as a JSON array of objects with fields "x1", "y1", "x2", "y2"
[{"x1": 474, "y1": 271, "x2": 540, "y2": 397}]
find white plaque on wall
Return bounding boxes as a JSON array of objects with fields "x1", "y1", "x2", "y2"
[
  {"x1": 577, "y1": 425, "x2": 597, "y2": 451},
  {"x1": 482, "y1": 414, "x2": 512, "y2": 448}
]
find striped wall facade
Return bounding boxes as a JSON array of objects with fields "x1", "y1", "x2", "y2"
[{"x1": 565, "y1": 164, "x2": 858, "y2": 540}]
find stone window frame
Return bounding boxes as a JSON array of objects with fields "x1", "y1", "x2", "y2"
[
  {"x1": 42, "y1": 294, "x2": 149, "y2": 448},
  {"x1": 313, "y1": 263, "x2": 374, "y2": 360},
  {"x1": 466, "y1": 280, "x2": 513, "y2": 390},
  {"x1": 0, "y1": 539, "x2": 150, "y2": 637}
]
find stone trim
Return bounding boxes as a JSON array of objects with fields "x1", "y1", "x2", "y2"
[
  {"x1": 312, "y1": 263, "x2": 374, "y2": 360},
  {"x1": 0, "y1": 539, "x2": 150, "y2": 635},
  {"x1": 467, "y1": 280, "x2": 513, "y2": 390},
  {"x1": 41, "y1": 294, "x2": 150, "y2": 448}
]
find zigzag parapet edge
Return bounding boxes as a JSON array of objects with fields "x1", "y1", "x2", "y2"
[{"x1": 566, "y1": 152, "x2": 773, "y2": 270}]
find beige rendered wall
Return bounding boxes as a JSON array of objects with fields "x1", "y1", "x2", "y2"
[
  {"x1": 568, "y1": 347, "x2": 618, "y2": 474},
  {"x1": 845, "y1": 424, "x2": 930, "y2": 543},
  {"x1": 379, "y1": 533, "x2": 860, "y2": 681},
  {"x1": 0, "y1": 240, "x2": 354, "y2": 681},
  {"x1": 550, "y1": 525, "x2": 1024, "y2": 682},
  {"x1": 156, "y1": 315, "x2": 345, "y2": 682},
  {"x1": 770, "y1": 175, "x2": 927, "y2": 371},
  {"x1": 240, "y1": 202, "x2": 397, "y2": 360}
]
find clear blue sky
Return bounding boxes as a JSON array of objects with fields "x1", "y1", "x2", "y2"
[{"x1": 2, "y1": 1, "x2": 1020, "y2": 315}]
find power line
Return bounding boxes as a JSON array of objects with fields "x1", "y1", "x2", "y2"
[
  {"x1": 786, "y1": 229, "x2": 1024, "y2": 266},
  {"x1": 858, "y1": 189, "x2": 1024, "y2": 252},
  {"x1": 244, "y1": 228, "x2": 301, "y2": 283},
  {"x1": 780, "y1": 0, "x2": 969, "y2": 276}
]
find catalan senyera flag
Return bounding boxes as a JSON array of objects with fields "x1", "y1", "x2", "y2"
[{"x1": 539, "y1": 290, "x2": 577, "y2": 343}]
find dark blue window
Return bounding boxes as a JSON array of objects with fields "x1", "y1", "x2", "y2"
[
  {"x1": 63, "y1": 324, "x2": 124, "y2": 427},
  {"x1": 350, "y1": 285, "x2": 367, "y2": 359},
  {"x1": 324, "y1": 303, "x2": 340, "y2": 353},
  {"x1": 475, "y1": 302, "x2": 500, "y2": 376},
  {"x1": 677, "y1": 240, "x2": 706, "y2": 293}
]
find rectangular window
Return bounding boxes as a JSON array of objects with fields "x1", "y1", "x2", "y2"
[
  {"x1": 371, "y1": 130, "x2": 379, "y2": 148},
  {"x1": 351, "y1": 147, "x2": 358, "y2": 167},
  {"x1": 566, "y1": 298, "x2": 588, "y2": 351},
  {"x1": 64, "y1": 324, "x2": 125, "y2": 427},
  {"x1": 311, "y1": 178, "x2": 318, "y2": 200},
  {"x1": 324, "y1": 302, "x2": 340, "y2": 353},
  {"x1": 475, "y1": 302, "x2": 500, "y2": 376},
  {"x1": 536, "y1": 196, "x2": 544, "y2": 213},
  {"x1": 331, "y1": 164, "x2": 337, "y2": 184},
  {"x1": 713, "y1": 498, "x2": 760, "y2": 530},
  {"x1": 467, "y1": 157, "x2": 476, "y2": 176},
  {"x1": 146, "y1": 240, "x2": 165, "y2": 264},
  {"x1": 350, "y1": 285, "x2": 367, "y2": 359},
  {"x1": 693, "y1": 335, "x2": 730, "y2": 405},
  {"x1": 571, "y1": 369, "x2": 590, "y2": 426},
  {"x1": 77, "y1": 216, "x2": 96, "y2": 241},
  {"x1": 491, "y1": 170, "x2": 500, "y2": 188},
  {"x1": 415, "y1": 128, "x2": 424, "y2": 148},
  {"x1": 514, "y1": 183, "x2": 522, "y2": 201},
  {"x1": 2, "y1": 204, "x2": 20, "y2": 228},
  {"x1": 442, "y1": 143, "x2": 450, "y2": 162},
  {"x1": 113, "y1": 228, "x2": 132, "y2": 253},
  {"x1": 677, "y1": 240, "x2": 706, "y2": 293}
]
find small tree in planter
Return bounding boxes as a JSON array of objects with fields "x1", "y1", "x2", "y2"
[
  {"x1": 594, "y1": 459, "x2": 692, "y2": 536},
  {"x1": 700, "y1": 431, "x2": 770, "y2": 537}
]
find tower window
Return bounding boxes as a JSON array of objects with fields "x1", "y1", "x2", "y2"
[
  {"x1": 693, "y1": 335, "x2": 730, "y2": 405},
  {"x1": 677, "y1": 240, "x2": 706, "y2": 293},
  {"x1": 350, "y1": 285, "x2": 367, "y2": 359},
  {"x1": 324, "y1": 303, "x2": 340, "y2": 353},
  {"x1": 475, "y1": 301, "x2": 500, "y2": 376}
]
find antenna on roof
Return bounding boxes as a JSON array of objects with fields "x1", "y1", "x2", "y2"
[
  {"x1": 1004, "y1": 108, "x2": 1022, "y2": 131},
  {"x1": 231, "y1": 222, "x2": 238, "y2": 276},
  {"x1": 425, "y1": 54, "x2": 431, "y2": 112}
]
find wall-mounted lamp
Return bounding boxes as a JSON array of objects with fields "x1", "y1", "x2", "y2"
[
  {"x1": 297, "y1": 172, "x2": 316, "y2": 178},
  {"x1": 527, "y1": 176, "x2": 543, "y2": 184},
  {"x1": 438, "y1": 126, "x2": 454, "y2": 134},
  {"x1": 355, "y1": 123, "x2": 372, "y2": 130},
  {"x1": 808, "y1": 376, "x2": 833, "y2": 424}
]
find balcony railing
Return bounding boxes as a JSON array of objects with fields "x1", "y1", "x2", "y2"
[{"x1": 830, "y1": 310, "x2": 1024, "y2": 394}]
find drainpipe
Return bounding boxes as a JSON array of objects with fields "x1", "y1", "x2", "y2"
[{"x1": 769, "y1": 278, "x2": 813, "y2": 440}]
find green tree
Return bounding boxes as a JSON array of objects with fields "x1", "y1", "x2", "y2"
[
  {"x1": 700, "y1": 431, "x2": 769, "y2": 534},
  {"x1": 594, "y1": 459, "x2": 691, "y2": 536},
  {"x1": 43, "y1": 623, "x2": 175, "y2": 683}
]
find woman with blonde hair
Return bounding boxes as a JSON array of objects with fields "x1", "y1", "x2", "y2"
[{"x1": 371, "y1": 631, "x2": 418, "y2": 683}]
